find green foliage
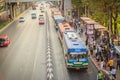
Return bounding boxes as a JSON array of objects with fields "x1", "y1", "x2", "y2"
[
  {"x1": 71, "y1": 0, "x2": 120, "y2": 36},
  {"x1": 0, "y1": 20, "x2": 12, "y2": 29}
]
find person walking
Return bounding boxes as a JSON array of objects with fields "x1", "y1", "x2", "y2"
[
  {"x1": 110, "y1": 66, "x2": 116, "y2": 79},
  {"x1": 97, "y1": 71, "x2": 103, "y2": 80}
]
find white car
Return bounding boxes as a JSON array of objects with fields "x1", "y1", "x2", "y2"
[{"x1": 19, "y1": 17, "x2": 25, "y2": 22}]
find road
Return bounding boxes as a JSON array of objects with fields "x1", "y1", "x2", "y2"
[
  {"x1": 69, "y1": 58, "x2": 98, "y2": 80},
  {"x1": 0, "y1": 4, "x2": 47, "y2": 80},
  {"x1": 0, "y1": 2, "x2": 98, "y2": 80}
]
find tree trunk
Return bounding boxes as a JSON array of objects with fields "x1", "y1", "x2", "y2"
[
  {"x1": 114, "y1": 19, "x2": 117, "y2": 39},
  {"x1": 85, "y1": 4, "x2": 87, "y2": 17},
  {"x1": 108, "y1": 6, "x2": 113, "y2": 36},
  {"x1": 113, "y1": 7, "x2": 118, "y2": 39}
]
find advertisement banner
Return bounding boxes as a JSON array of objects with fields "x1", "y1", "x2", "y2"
[{"x1": 86, "y1": 24, "x2": 94, "y2": 35}]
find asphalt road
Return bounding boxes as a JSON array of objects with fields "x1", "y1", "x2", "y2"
[
  {"x1": 0, "y1": 4, "x2": 47, "y2": 80},
  {"x1": 46, "y1": 7, "x2": 70, "y2": 80},
  {"x1": 69, "y1": 58, "x2": 98, "y2": 80}
]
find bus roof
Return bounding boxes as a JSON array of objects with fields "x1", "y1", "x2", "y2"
[
  {"x1": 51, "y1": 8, "x2": 59, "y2": 12},
  {"x1": 53, "y1": 15, "x2": 65, "y2": 23},
  {"x1": 54, "y1": 11, "x2": 61, "y2": 16},
  {"x1": 58, "y1": 22, "x2": 73, "y2": 34},
  {"x1": 51, "y1": 8, "x2": 60, "y2": 16},
  {"x1": 63, "y1": 31, "x2": 87, "y2": 53}
]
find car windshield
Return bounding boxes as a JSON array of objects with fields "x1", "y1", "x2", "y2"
[
  {"x1": 0, "y1": 38, "x2": 6, "y2": 42},
  {"x1": 20, "y1": 17, "x2": 24, "y2": 19}
]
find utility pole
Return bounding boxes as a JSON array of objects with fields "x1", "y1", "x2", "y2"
[{"x1": 64, "y1": 0, "x2": 72, "y2": 21}]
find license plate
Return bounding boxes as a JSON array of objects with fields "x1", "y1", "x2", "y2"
[{"x1": 74, "y1": 62, "x2": 82, "y2": 64}]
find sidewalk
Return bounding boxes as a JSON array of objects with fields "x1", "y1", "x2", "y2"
[{"x1": 74, "y1": 21, "x2": 120, "y2": 80}]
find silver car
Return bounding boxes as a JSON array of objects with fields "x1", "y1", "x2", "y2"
[{"x1": 19, "y1": 17, "x2": 25, "y2": 22}]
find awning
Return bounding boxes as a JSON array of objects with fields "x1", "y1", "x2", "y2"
[
  {"x1": 95, "y1": 24, "x2": 105, "y2": 29},
  {"x1": 115, "y1": 46, "x2": 120, "y2": 55}
]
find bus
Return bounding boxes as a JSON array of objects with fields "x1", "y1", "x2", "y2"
[
  {"x1": 51, "y1": 8, "x2": 60, "y2": 17},
  {"x1": 62, "y1": 31, "x2": 88, "y2": 69},
  {"x1": 58, "y1": 21, "x2": 73, "y2": 40},
  {"x1": 53, "y1": 15, "x2": 65, "y2": 31}
]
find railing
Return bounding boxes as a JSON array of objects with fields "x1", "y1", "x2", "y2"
[{"x1": 100, "y1": 69, "x2": 115, "y2": 80}]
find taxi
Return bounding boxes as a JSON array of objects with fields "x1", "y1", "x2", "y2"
[
  {"x1": 39, "y1": 15, "x2": 44, "y2": 24},
  {"x1": 0, "y1": 35, "x2": 10, "y2": 47}
]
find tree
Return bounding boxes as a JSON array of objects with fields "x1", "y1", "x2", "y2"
[{"x1": 82, "y1": 0, "x2": 120, "y2": 38}]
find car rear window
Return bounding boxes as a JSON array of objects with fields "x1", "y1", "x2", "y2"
[
  {"x1": 32, "y1": 13, "x2": 36, "y2": 15},
  {"x1": 39, "y1": 15, "x2": 43, "y2": 16}
]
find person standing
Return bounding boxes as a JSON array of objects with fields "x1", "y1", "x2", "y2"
[
  {"x1": 97, "y1": 71, "x2": 103, "y2": 80},
  {"x1": 110, "y1": 66, "x2": 116, "y2": 79},
  {"x1": 108, "y1": 58, "x2": 114, "y2": 71},
  {"x1": 117, "y1": 56, "x2": 120, "y2": 70},
  {"x1": 100, "y1": 59, "x2": 104, "y2": 69}
]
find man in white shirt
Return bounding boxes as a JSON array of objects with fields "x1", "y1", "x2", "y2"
[
  {"x1": 110, "y1": 66, "x2": 116, "y2": 79},
  {"x1": 100, "y1": 59, "x2": 104, "y2": 69}
]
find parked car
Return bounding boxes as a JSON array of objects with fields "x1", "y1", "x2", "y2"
[{"x1": 0, "y1": 35, "x2": 10, "y2": 47}]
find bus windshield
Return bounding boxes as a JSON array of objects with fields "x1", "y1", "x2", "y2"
[{"x1": 68, "y1": 54, "x2": 87, "y2": 62}]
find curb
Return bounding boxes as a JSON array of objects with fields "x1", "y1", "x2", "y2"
[
  {"x1": 89, "y1": 55, "x2": 100, "y2": 70},
  {"x1": 88, "y1": 49, "x2": 115, "y2": 80},
  {"x1": 0, "y1": 20, "x2": 15, "y2": 34},
  {"x1": 0, "y1": 7, "x2": 31, "y2": 34}
]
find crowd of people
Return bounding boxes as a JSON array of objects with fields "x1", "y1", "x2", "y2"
[
  {"x1": 86, "y1": 29, "x2": 120, "y2": 80},
  {"x1": 73, "y1": 18, "x2": 120, "y2": 80},
  {"x1": 86, "y1": 28, "x2": 120, "y2": 80}
]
